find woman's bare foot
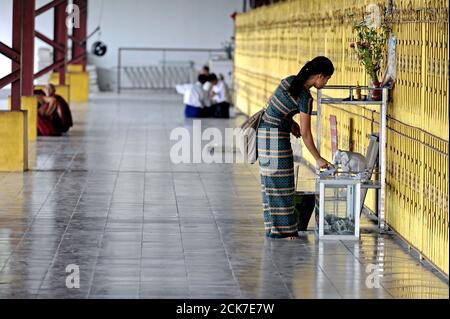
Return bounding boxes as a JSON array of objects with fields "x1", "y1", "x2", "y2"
[
  {"x1": 266, "y1": 231, "x2": 299, "y2": 240},
  {"x1": 285, "y1": 233, "x2": 299, "y2": 240}
]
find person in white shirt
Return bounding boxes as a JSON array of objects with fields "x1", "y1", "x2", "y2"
[
  {"x1": 200, "y1": 65, "x2": 210, "y2": 76},
  {"x1": 209, "y1": 73, "x2": 231, "y2": 118},
  {"x1": 200, "y1": 65, "x2": 213, "y2": 93},
  {"x1": 175, "y1": 74, "x2": 210, "y2": 118}
]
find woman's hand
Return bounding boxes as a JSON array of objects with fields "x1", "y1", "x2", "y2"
[
  {"x1": 291, "y1": 121, "x2": 301, "y2": 138},
  {"x1": 316, "y1": 157, "x2": 334, "y2": 169}
]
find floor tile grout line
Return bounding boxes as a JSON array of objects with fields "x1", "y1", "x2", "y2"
[
  {"x1": 0, "y1": 169, "x2": 68, "y2": 281},
  {"x1": 264, "y1": 241, "x2": 297, "y2": 299},
  {"x1": 315, "y1": 260, "x2": 343, "y2": 298},
  {"x1": 170, "y1": 114, "x2": 211, "y2": 294},
  {"x1": 170, "y1": 170, "x2": 190, "y2": 299},
  {"x1": 138, "y1": 117, "x2": 149, "y2": 298},
  {"x1": 36, "y1": 169, "x2": 94, "y2": 296},
  {"x1": 85, "y1": 171, "x2": 120, "y2": 298},
  {"x1": 87, "y1": 119, "x2": 133, "y2": 298},
  {"x1": 37, "y1": 143, "x2": 60, "y2": 170},
  {"x1": 341, "y1": 239, "x2": 395, "y2": 298},
  {"x1": 159, "y1": 101, "x2": 190, "y2": 298},
  {"x1": 198, "y1": 170, "x2": 243, "y2": 298}
]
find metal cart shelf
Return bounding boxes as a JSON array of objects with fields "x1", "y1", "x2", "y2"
[{"x1": 316, "y1": 85, "x2": 390, "y2": 232}]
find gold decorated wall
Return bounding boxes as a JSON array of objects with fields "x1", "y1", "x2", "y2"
[{"x1": 234, "y1": 0, "x2": 449, "y2": 275}]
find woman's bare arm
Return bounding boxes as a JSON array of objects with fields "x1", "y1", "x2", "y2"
[{"x1": 299, "y1": 112, "x2": 321, "y2": 161}]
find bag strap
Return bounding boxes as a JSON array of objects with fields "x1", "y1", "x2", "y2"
[{"x1": 256, "y1": 109, "x2": 264, "y2": 129}]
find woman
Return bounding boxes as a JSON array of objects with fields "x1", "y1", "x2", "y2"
[{"x1": 257, "y1": 56, "x2": 334, "y2": 239}]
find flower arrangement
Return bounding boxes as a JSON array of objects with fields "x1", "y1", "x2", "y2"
[
  {"x1": 350, "y1": 22, "x2": 388, "y2": 83},
  {"x1": 350, "y1": 4, "x2": 389, "y2": 85}
]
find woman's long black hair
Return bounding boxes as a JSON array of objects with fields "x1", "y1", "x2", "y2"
[{"x1": 288, "y1": 56, "x2": 334, "y2": 98}]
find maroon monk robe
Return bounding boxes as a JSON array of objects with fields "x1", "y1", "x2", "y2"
[
  {"x1": 37, "y1": 102, "x2": 63, "y2": 136},
  {"x1": 55, "y1": 95, "x2": 73, "y2": 133}
]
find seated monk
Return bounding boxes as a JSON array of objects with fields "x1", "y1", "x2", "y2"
[
  {"x1": 35, "y1": 88, "x2": 63, "y2": 136},
  {"x1": 34, "y1": 84, "x2": 73, "y2": 136},
  {"x1": 45, "y1": 84, "x2": 73, "y2": 133}
]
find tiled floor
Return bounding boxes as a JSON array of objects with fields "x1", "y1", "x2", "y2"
[{"x1": 0, "y1": 92, "x2": 448, "y2": 299}]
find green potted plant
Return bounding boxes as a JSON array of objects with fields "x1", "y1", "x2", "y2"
[{"x1": 350, "y1": 16, "x2": 389, "y2": 100}]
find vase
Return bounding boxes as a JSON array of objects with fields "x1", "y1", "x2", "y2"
[{"x1": 368, "y1": 77, "x2": 382, "y2": 101}]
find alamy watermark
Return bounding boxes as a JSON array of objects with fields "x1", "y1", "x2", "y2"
[
  {"x1": 365, "y1": 263, "x2": 382, "y2": 289},
  {"x1": 169, "y1": 120, "x2": 280, "y2": 170},
  {"x1": 66, "y1": 4, "x2": 80, "y2": 29},
  {"x1": 66, "y1": 264, "x2": 80, "y2": 289}
]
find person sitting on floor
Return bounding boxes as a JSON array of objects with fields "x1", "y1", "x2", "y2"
[
  {"x1": 34, "y1": 84, "x2": 73, "y2": 136},
  {"x1": 208, "y1": 73, "x2": 231, "y2": 119},
  {"x1": 200, "y1": 65, "x2": 212, "y2": 93},
  {"x1": 175, "y1": 74, "x2": 211, "y2": 118},
  {"x1": 35, "y1": 89, "x2": 62, "y2": 136},
  {"x1": 200, "y1": 65, "x2": 210, "y2": 76}
]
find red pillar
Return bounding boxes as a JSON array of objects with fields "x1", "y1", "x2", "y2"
[
  {"x1": 54, "y1": 0, "x2": 67, "y2": 85},
  {"x1": 21, "y1": 0, "x2": 36, "y2": 97},
  {"x1": 73, "y1": 0, "x2": 87, "y2": 71},
  {"x1": 11, "y1": 0, "x2": 22, "y2": 111}
]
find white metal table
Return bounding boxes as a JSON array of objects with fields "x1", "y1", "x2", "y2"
[{"x1": 315, "y1": 85, "x2": 390, "y2": 232}]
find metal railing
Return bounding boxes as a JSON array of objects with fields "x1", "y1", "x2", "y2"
[{"x1": 117, "y1": 47, "x2": 227, "y2": 93}]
